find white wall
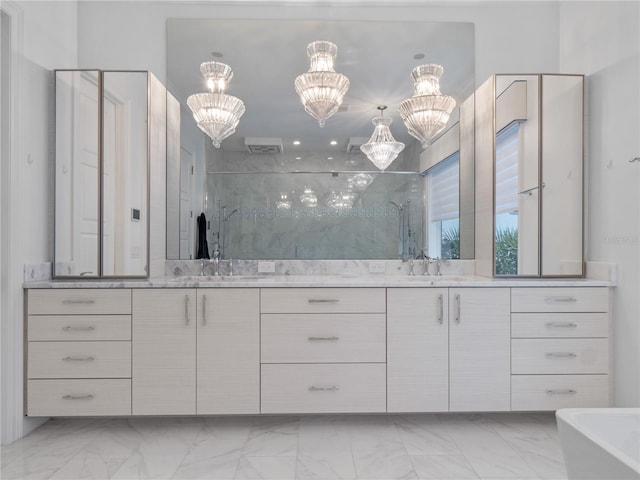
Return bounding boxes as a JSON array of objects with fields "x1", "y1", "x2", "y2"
[
  {"x1": 1, "y1": 0, "x2": 77, "y2": 444},
  {"x1": 559, "y1": 1, "x2": 640, "y2": 407}
]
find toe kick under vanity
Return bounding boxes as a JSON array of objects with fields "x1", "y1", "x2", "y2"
[{"x1": 24, "y1": 279, "x2": 612, "y2": 417}]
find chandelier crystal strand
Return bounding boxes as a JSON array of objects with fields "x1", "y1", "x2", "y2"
[
  {"x1": 399, "y1": 64, "x2": 456, "y2": 149},
  {"x1": 360, "y1": 106, "x2": 405, "y2": 172},
  {"x1": 187, "y1": 61, "x2": 245, "y2": 148},
  {"x1": 294, "y1": 41, "x2": 350, "y2": 128}
]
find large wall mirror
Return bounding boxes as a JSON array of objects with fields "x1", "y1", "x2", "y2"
[{"x1": 166, "y1": 19, "x2": 475, "y2": 260}]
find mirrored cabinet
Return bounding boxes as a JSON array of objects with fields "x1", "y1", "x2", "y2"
[
  {"x1": 475, "y1": 74, "x2": 584, "y2": 277},
  {"x1": 55, "y1": 70, "x2": 176, "y2": 278}
]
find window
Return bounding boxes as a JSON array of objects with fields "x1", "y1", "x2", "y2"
[
  {"x1": 495, "y1": 122, "x2": 520, "y2": 275},
  {"x1": 425, "y1": 152, "x2": 459, "y2": 259}
]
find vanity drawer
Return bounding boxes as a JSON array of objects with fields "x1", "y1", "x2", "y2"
[
  {"x1": 511, "y1": 339, "x2": 609, "y2": 374},
  {"x1": 28, "y1": 341, "x2": 131, "y2": 379},
  {"x1": 511, "y1": 313, "x2": 608, "y2": 338},
  {"x1": 511, "y1": 375, "x2": 609, "y2": 411},
  {"x1": 260, "y1": 288, "x2": 385, "y2": 314},
  {"x1": 261, "y1": 313, "x2": 385, "y2": 363},
  {"x1": 511, "y1": 287, "x2": 608, "y2": 313},
  {"x1": 261, "y1": 363, "x2": 386, "y2": 413},
  {"x1": 27, "y1": 379, "x2": 131, "y2": 416},
  {"x1": 28, "y1": 315, "x2": 131, "y2": 341},
  {"x1": 28, "y1": 289, "x2": 132, "y2": 315}
]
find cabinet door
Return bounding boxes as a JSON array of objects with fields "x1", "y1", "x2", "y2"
[
  {"x1": 197, "y1": 289, "x2": 259, "y2": 414},
  {"x1": 132, "y1": 289, "x2": 196, "y2": 414},
  {"x1": 387, "y1": 288, "x2": 448, "y2": 412},
  {"x1": 449, "y1": 288, "x2": 510, "y2": 411}
]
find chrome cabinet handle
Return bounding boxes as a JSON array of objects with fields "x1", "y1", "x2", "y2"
[
  {"x1": 308, "y1": 336, "x2": 339, "y2": 341},
  {"x1": 62, "y1": 299, "x2": 95, "y2": 305},
  {"x1": 438, "y1": 294, "x2": 444, "y2": 324},
  {"x1": 308, "y1": 299, "x2": 340, "y2": 304},
  {"x1": 62, "y1": 326, "x2": 95, "y2": 332},
  {"x1": 545, "y1": 296, "x2": 578, "y2": 303},
  {"x1": 62, "y1": 356, "x2": 95, "y2": 362},
  {"x1": 184, "y1": 295, "x2": 190, "y2": 325},
  {"x1": 62, "y1": 394, "x2": 94, "y2": 400},
  {"x1": 545, "y1": 352, "x2": 577, "y2": 358},
  {"x1": 202, "y1": 295, "x2": 207, "y2": 326},
  {"x1": 455, "y1": 294, "x2": 461, "y2": 323},
  {"x1": 546, "y1": 389, "x2": 577, "y2": 395},
  {"x1": 309, "y1": 386, "x2": 339, "y2": 392},
  {"x1": 545, "y1": 322, "x2": 578, "y2": 328}
]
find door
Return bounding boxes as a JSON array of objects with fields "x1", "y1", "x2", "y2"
[
  {"x1": 449, "y1": 287, "x2": 510, "y2": 411},
  {"x1": 180, "y1": 147, "x2": 194, "y2": 259},
  {"x1": 132, "y1": 289, "x2": 196, "y2": 414},
  {"x1": 197, "y1": 288, "x2": 259, "y2": 414},
  {"x1": 387, "y1": 288, "x2": 449, "y2": 412}
]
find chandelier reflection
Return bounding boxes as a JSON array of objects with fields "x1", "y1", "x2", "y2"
[
  {"x1": 294, "y1": 41, "x2": 350, "y2": 128},
  {"x1": 399, "y1": 64, "x2": 456, "y2": 149},
  {"x1": 187, "y1": 61, "x2": 245, "y2": 148},
  {"x1": 360, "y1": 106, "x2": 405, "y2": 171}
]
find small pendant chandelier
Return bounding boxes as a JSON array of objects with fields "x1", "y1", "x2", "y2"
[
  {"x1": 294, "y1": 41, "x2": 350, "y2": 128},
  {"x1": 360, "y1": 106, "x2": 405, "y2": 172},
  {"x1": 399, "y1": 64, "x2": 456, "y2": 149},
  {"x1": 187, "y1": 62, "x2": 245, "y2": 148}
]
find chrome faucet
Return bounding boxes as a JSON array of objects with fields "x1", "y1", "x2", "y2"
[
  {"x1": 212, "y1": 247, "x2": 221, "y2": 276},
  {"x1": 421, "y1": 248, "x2": 433, "y2": 276},
  {"x1": 200, "y1": 258, "x2": 208, "y2": 276},
  {"x1": 228, "y1": 258, "x2": 234, "y2": 276},
  {"x1": 409, "y1": 259, "x2": 416, "y2": 276}
]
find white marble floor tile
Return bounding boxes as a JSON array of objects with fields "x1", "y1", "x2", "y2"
[
  {"x1": 348, "y1": 417, "x2": 417, "y2": 480},
  {"x1": 445, "y1": 421, "x2": 539, "y2": 479},
  {"x1": 172, "y1": 419, "x2": 253, "y2": 480},
  {"x1": 394, "y1": 415, "x2": 461, "y2": 456},
  {"x1": 234, "y1": 456, "x2": 296, "y2": 480},
  {"x1": 242, "y1": 417, "x2": 299, "y2": 457},
  {"x1": 296, "y1": 416, "x2": 356, "y2": 480},
  {"x1": 410, "y1": 455, "x2": 480, "y2": 479}
]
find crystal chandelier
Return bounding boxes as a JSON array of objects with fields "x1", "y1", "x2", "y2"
[
  {"x1": 187, "y1": 62, "x2": 245, "y2": 148},
  {"x1": 299, "y1": 187, "x2": 318, "y2": 208},
  {"x1": 360, "y1": 106, "x2": 405, "y2": 171},
  {"x1": 399, "y1": 64, "x2": 456, "y2": 149},
  {"x1": 294, "y1": 41, "x2": 350, "y2": 127},
  {"x1": 275, "y1": 192, "x2": 292, "y2": 210}
]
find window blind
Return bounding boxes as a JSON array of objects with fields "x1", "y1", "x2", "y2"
[
  {"x1": 427, "y1": 153, "x2": 459, "y2": 223},
  {"x1": 495, "y1": 122, "x2": 520, "y2": 215}
]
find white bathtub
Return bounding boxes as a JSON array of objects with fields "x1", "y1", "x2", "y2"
[{"x1": 556, "y1": 408, "x2": 640, "y2": 480}]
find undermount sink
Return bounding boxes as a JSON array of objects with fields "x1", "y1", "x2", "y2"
[{"x1": 170, "y1": 275, "x2": 269, "y2": 282}]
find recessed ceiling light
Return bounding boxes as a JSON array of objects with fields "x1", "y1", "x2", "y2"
[
  {"x1": 327, "y1": 157, "x2": 334, "y2": 160},
  {"x1": 295, "y1": 156, "x2": 302, "y2": 160},
  {"x1": 293, "y1": 140, "x2": 301, "y2": 145},
  {"x1": 211, "y1": 51, "x2": 224, "y2": 58},
  {"x1": 413, "y1": 53, "x2": 425, "y2": 60},
  {"x1": 330, "y1": 140, "x2": 338, "y2": 146}
]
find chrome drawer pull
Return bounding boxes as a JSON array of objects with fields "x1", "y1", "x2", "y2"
[
  {"x1": 308, "y1": 299, "x2": 340, "y2": 303},
  {"x1": 309, "y1": 386, "x2": 339, "y2": 392},
  {"x1": 62, "y1": 356, "x2": 95, "y2": 362},
  {"x1": 184, "y1": 295, "x2": 190, "y2": 325},
  {"x1": 62, "y1": 394, "x2": 94, "y2": 400},
  {"x1": 202, "y1": 295, "x2": 207, "y2": 326},
  {"x1": 545, "y1": 296, "x2": 577, "y2": 303},
  {"x1": 545, "y1": 352, "x2": 578, "y2": 358},
  {"x1": 546, "y1": 389, "x2": 577, "y2": 395},
  {"x1": 455, "y1": 294, "x2": 461, "y2": 323},
  {"x1": 545, "y1": 322, "x2": 578, "y2": 328},
  {"x1": 308, "y1": 336, "x2": 339, "y2": 341},
  {"x1": 62, "y1": 326, "x2": 95, "y2": 332},
  {"x1": 62, "y1": 299, "x2": 95, "y2": 305},
  {"x1": 438, "y1": 294, "x2": 444, "y2": 324}
]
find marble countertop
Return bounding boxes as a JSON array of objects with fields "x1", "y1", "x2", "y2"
[{"x1": 23, "y1": 274, "x2": 615, "y2": 289}]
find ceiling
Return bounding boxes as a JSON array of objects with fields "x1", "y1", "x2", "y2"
[{"x1": 167, "y1": 19, "x2": 474, "y2": 153}]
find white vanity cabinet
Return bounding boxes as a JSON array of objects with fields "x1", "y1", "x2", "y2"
[
  {"x1": 197, "y1": 289, "x2": 259, "y2": 414},
  {"x1": 132, "y1": 288, "x2": 260, "y2": 415},
  {"x1": 260, "y1": 288, "x2": 387, "y2": 414},
  {"x1": 26, "y1": 289, "x2": 132, "y2": 416},
  {"x1": 449, "y1": 288, "x2": 511, "y2": 411},
  {"x1": 510, "y1": 287, "x2": 610, "y2": 410},
  {"x1": 387, "y1": 288, "x2": 449, "y2": 412},
  {"x1": 132, "y1": 289, "x2": 196, "y2": 415}
]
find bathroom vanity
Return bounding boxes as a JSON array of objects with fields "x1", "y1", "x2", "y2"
[{"x1": 24, "y1": 278, "x2": 612, "y2": 417}]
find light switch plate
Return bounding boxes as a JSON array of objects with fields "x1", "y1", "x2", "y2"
[
  {"x1": 369, "y1": 261, "x2": 386, "y2": 273},
  {"x1": 257, "y1": 261, "x2": 276, "y2": 273}
]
